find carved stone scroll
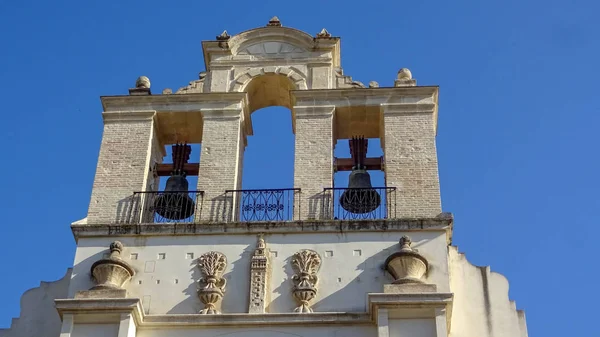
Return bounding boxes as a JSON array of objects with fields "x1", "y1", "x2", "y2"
[
  {"x1": 248, "y1": 234, "x2": 271, "y2": 313},
  {"x1": 197, "y1": 251, "x2": 227, "y2": 314},
  {"x1": 291, "y1": 249, "x2": 321, "y2": 313}
]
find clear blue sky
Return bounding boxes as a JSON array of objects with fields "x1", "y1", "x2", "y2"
[{"x1": 0, "y1": 1, "x2": 597, "y2": 336}]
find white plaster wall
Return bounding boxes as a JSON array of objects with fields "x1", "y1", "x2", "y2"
[
  {"x1": 389, "y1": 319, "x2": 436, "y2": 337},
  {"x1": 68, "y1": 231, "x2": 449, "y2": 314},
  {"x1": 0, "y1": 269, "x2": 71, "y2": 337},
  {"x1": 72, "y1": 323, "x2": 118, "y2": 337},
  {"x1": 137, "y1": 324, "x2": 375, "y2": 337},
  {"x1": 448, "y1": 246, "x2": 527, "y2": 337}
]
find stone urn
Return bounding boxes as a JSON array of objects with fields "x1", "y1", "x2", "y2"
[
  {"x1": 292, "y1": 272, "x2": 318, "y2": 313},
  {"x1": 384, "y1": 236, "x2": 428, "y2": 284},
  {"x1": 90, "y1": 241, "x2": 135, "y2": 290}
]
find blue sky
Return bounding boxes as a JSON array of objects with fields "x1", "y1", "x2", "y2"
[{"x1": 0, "y1": 1, "x2": 597, "y2": 336}]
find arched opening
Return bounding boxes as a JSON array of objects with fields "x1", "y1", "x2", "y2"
[{"x1": 232, "y1": 74, "x2": 297, "y2": 221}]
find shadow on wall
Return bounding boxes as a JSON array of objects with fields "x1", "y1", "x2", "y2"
[{"x1": 311, "y1": 248, "x2": 393, "y2": 312}]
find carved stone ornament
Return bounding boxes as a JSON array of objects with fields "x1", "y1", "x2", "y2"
[
  {"x1": 129, "y1": 76, "x2": 152, "y2": 95},
  {"x1": 248, "y1": 234, "x2": 271, "y2": 313},
  {"x1": 291, "y1": 249, "x2": 321, "y2": 313},
  {"x1": 216, "y1": 30, "x2": 230, "y2": 40},
  {"x1": 90, "y1": 241, "x2": 135, "y2": 290},
  {"x1": 395, "y1": 68, "x2": 417, "y2": 87},
  {"x1": 197, "y1": 251, "x2": 228, "y2": 314},
  {"x1": 267, "y1": 16, "x2": 282, "y2": 27},
  {"x1": 384, "y1": 236, "x2": 429, "y2": 284},
  {"x1": 316, "y1": 28, "x2": 331, "y2": 38}
]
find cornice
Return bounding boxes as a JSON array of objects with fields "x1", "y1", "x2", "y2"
[
  {"x1": 100, "y1": 92, "x2": 247, "y2": 112},
  {"x1": 72, "y1": 217, "x2": 453, "y2": 244}
]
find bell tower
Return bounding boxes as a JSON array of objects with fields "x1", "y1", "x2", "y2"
[{"x1": 36, "y1": 17, "x2": 528, "y2": 337}]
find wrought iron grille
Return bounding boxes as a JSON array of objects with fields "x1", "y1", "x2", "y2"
[
  {"x1": 322, "y1": 187, "x2": 396, "y2": 220},
  {"x1": 127, "y1": 191, "x2": 204, "y2": 223},
  {"x1": 226, "y1": 188, "x2": 301, "y2": 222}
]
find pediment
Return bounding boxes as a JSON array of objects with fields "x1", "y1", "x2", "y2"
[{"x1": 237, "y1": 42, "x2": 307, "y2": 56}]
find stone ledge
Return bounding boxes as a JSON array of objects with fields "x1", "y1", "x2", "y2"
[{"x1": 72, "y1": 217, "x2": 453, "y2": 241}]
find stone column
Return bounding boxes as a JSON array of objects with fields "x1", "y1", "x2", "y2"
[
  {"x1": 59, "y1": 314, "x2": 74, "y2": 337},
  {"x1": 381, "y1": 103, "x2": 441, "y2": 218},
  {"x1": 376, "y1": 308, "x2": 390, "y2": 337},
  {"x1": 197, "y1": 109, "x2": 245, "y2": 221},
  {"x1": 117, "y1": 313, "x2": 136, "y2": 337},
  {"x1": 293, "y1": 105, "x2": 335, "y2": 220},
  {"x1": 435, "y1": 308, "x2": 449, "y2": 337},
  {"x1": 87, "y1": 111, "x2": 162, "y2": 224}
]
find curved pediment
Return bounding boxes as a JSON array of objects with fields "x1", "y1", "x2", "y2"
[{"x1": 226, "y1": 26, "x2": 316, "y2": 56}]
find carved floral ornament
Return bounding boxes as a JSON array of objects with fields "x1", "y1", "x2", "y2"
[
  {"x1": 291, "y1": 249, "x2": 322, "y2": 313},
  {"x1": 197, "y1": 251, "x2": 228, "y2": 314}
]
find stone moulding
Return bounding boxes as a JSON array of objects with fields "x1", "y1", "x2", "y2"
[
  {"x1": 197, "y1": 251, "x2": 228, "y2": 314},
  {"x1": 291, "y1": 249, "x2": 322, "y2": 313},
  {"x1": 384, "y1": 236, "x2": 429, "y2": 284},
  {"x1": 90, "y1": 241, "x2": 135, "y2": 290}
]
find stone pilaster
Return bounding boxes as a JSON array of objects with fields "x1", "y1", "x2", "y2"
[
  {"x1": 197, "y1": 109, "x2": 245, "y2": 221},
  {"x1": 87, "y1": 111, "x2": 161, "y2": 224},
  {"x1": 293, "y1": 105, "x2": 335, "y2": 220},
  {"x1": 381, "y1": 103, "x2": 441, "y2": 217},
  {"x1": 248, "y1": 235, "x2": 271, "y2": 313}
]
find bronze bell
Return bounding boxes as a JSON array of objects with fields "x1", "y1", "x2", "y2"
[
  {"x1": 339, "y1": 136, "x2": 381, "y2": 214},
  {"x1": 153, "y1": 143, "x2": 195, "y2": 220},
  {"x1": 340, "y1": 169, "x2": 381, "y2": 214},
  {"x1": 154, "y1": 173, "x2": 196, "y2": 220}
]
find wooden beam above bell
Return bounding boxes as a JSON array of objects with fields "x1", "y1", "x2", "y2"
[
  {"x1": 155, "y1": 163, "x2": 199, "y2": 176},
  {"x1": 335, "y1": 157, "x2": 383, "y2": 172}
]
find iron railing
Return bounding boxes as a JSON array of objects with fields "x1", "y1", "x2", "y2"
[
  {"x1": 127, "y1": 191, "x2": 204, "y2": 223},
  {"x1": 226, "y1": 188, "x2": 301, "y2": 222},
  {"x1": 322, "y1": 187, "x2": 396, "y2": 220}
]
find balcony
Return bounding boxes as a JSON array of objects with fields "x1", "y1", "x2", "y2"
[
  {"x1": 225, "y1": 188, "x2": 301, "y2": 222},
  {"x1": 322, "y1": 187, "x2": 396, "y2": 220},
  {"x1": 125, "y1": 187, "x2": 395, "y2": 224}
]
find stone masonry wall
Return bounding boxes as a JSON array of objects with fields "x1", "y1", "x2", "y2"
[
  {"x1": 293, "y1": 106, "x2": 335, "y2": 219},
  {"x1": 197, "y1": 111, "x2": 244, "y2": 221},
  {"x1": 87, "y1": 113, "x2": 157, "y2": 224},
  {"x1": 382, "y1": 108, "x2": 441, "y2": 217}
]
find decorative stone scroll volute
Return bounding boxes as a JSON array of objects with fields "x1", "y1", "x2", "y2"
[
  {"x1": 291, "y1": 249, "x2": 321, "y2": 313},
  {"x1": 197, "y1": 251, "x2": 227, "y2": 314},
  {"x1": 384, "y1": 236, "x2": 429, "y2": 284},
  {"x1": 248, "y1": 234, "x2": 271, "y2": 313},
  {"x1": 90, "y1": 241, "x2": 135, "y2": 290}
]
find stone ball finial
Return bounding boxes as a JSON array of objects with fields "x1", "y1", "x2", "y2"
[
  {"x1": 162, "y1": 88, "x2": 172, "y2": 95},
  {"x1": 369, "y1": 81, "x2": 379, "y2": 88},
  {"x1": 135, "y1": 76, "x2": 151, "y2": 89},
  {"x1": 397, "y1": 68, "x2": 412, "y2": 80}
]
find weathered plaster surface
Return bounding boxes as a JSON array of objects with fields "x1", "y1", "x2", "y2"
[
  {"x1": 0, "y1": 269, "x2": 71, "y2": 337},
  {"x1": 448, "y1": 246, "x2": 528, "y2": 337},
  {"x1": 67, "y1": 231, "x2": 450, "y2": 314}
]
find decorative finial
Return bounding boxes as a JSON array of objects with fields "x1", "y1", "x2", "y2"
[
  {"x1": 135, "y1": 76, "x2": 151, "y2": 89},
  {"x1": 267, "y1": 16, "x2": 282, "y2": 27},
  {"x1": 316, "y1": 28, "x2": 331, "y2": 38},
  {"x1": 397, "y1": 68, "x2": 412, "y2": 80},
  {"x1": 109, "y1": 241, "x2": 124, "y2": 258},
  {"x1": 369, "y1": 81, "x2": 379, "y2": 88},
  {"x1": 130, "y1": 76, "x2": 152, "y2": 95},
  {"x1": 399, "y1": 235, "x2": 412, "y2": 251},
  {"x1": 162, "y1": 88, "x2": 172, "y2": 95},
  {"x1": 256, "y1": 234, "x2": 266, "y2": 250},
  {"x1": 216, "y1": 30, "x2": 230, "y2": 41},
  {"x1": 395, "y1": 68, "x2": 417, "y2": 87}
]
